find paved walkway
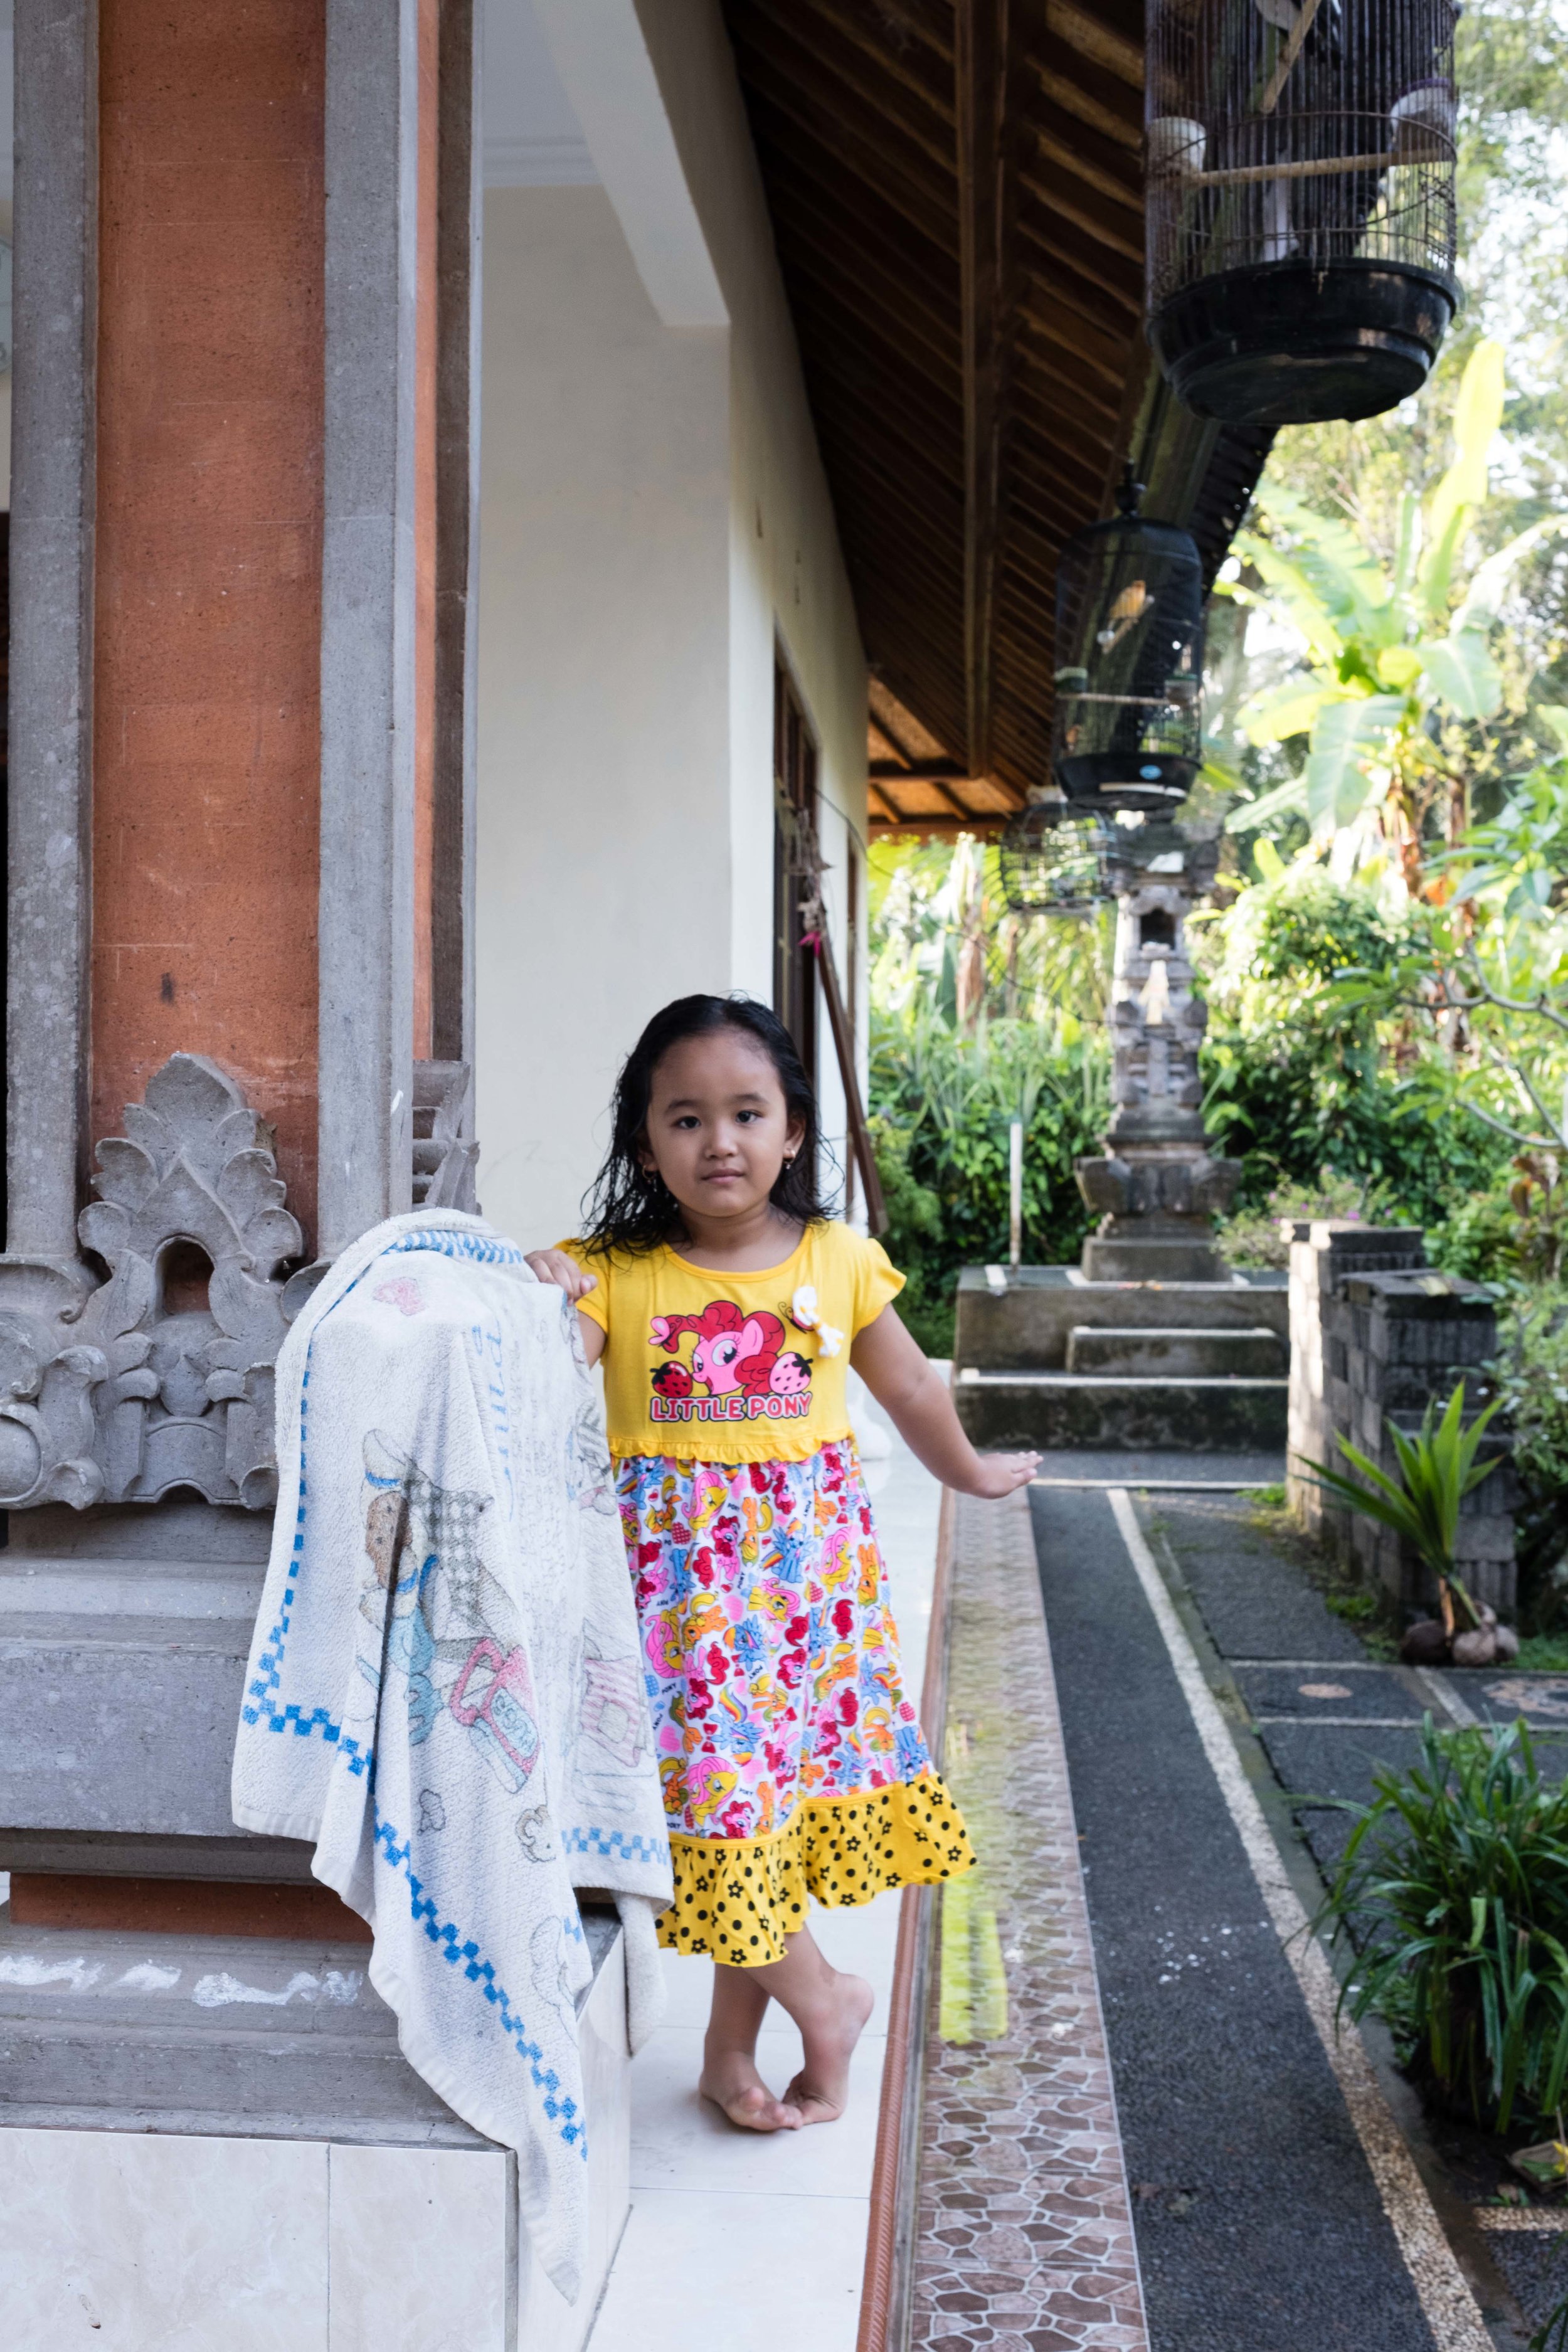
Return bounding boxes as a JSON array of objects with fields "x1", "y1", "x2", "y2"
[
  {"x1": 587, "y1": 1407, "x2": 941, "y2": 2352},
  {"x1": 1034, "y1": 1479, "x2": 1445, "y2": 2351}
]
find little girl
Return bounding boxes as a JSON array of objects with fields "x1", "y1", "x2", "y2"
[{"x1": 526, "y1": 993, "x2": 1039, "y2": 2133}]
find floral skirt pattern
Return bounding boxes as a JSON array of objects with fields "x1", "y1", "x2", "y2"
[{"x1": 616, "y1": 1440, "x2": 973, "y2": 1963}]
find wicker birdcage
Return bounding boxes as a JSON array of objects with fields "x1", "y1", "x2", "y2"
[
  {"x1": 1050, "y1": 474, "x2": 1204, "y2": 817},
  {"x1": 1145, "y1": 0, "x2": 1460, "y2": 424},
  {"x1": 998, "y1": 806, "x2": 1114, "y2": 915}
]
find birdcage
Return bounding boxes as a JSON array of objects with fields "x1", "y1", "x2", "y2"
[
  {"x1": 1051, "y1": 474, "x2": 1204, "y2": 817},
  {"x1": 1145, "y1": 0, "x2": 1459, "y2": 424},
  {"x1": 999, "y1": 805, "x2": 1114, "y2": 915}
]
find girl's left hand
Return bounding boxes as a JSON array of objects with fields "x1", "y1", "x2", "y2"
[
  {"x1": 525, "y1": 1248, "x2": 597, "y2": 1301},
  {"x1": 960, "y1": 1451, "x2": 1041, "y2": 1500}
]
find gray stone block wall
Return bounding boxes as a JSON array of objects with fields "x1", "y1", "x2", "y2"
[
  {"x1": 1286, "y1": 1222, "x2": 1426, "y2": 1540},
  {"x1": 1288, "y1": 1221, "x2": 1517, "y2": 1617}
]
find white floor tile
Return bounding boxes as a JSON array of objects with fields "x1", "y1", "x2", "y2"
[
  {"x1": 652, "y1": 1890, "x2": 904, "y2": 2033},
  {"x1": 628, "y1": 2028, "x2": 884, "y2": 2196},
  {"x1": 0, "y1": 2128, "x2": 329, "y2": 2351},
  {"x1": 586, "y1": 1434, "x2": 940, "y2": 2350},
  {"x1": 587, "y1": 2188, "x2": 866, "y2": 2352}
]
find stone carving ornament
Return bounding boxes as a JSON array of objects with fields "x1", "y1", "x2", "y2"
[
  {"x1": 0, "y1": 1057, "x2": 304, "y2": 1510},
  {"x1": 0, "y1": 1052, "x2": 481, "y2": 1513}
]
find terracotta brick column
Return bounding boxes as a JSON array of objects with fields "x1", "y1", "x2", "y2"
[{"x1": 92, "y1": 0, "x2": 325, "y2": 1246}]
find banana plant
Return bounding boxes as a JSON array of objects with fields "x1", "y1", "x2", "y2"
[{"x1": 1222, "y1": 341, "x2": 1566, "y2": 879}]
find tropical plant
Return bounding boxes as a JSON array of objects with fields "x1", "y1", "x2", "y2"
[
  {"x1": 867, "y1": 1003, "x2": 1108, "y2": 1351},
  {"x1": 1329, "y1": 792, "x2": 1568, "y2": 1172},
  {"x1": 1532, "y1": 2298, "x2": 1568, "y2": 2352},
  {"x1": 1195, "y1": 859, "x2": 1512, "y2": 1222},
  {"x1": 1490, "y1": 1293, "x2": 1568, "y2": 1628},
  {"x1": 1313, "y1": 1718, "x2": 1568, "y2": 2131},
  {"x1": 1295, "y1": 1382, "x2": 1503, "y2": 1636},
  {"x1": 1221, "y1": 342, "x2": 1565, "y2": 886}
]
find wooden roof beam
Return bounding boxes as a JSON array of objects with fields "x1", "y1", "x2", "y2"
[{"x1": 957, "y1": 0, "x2": 1014, "y2": 781}]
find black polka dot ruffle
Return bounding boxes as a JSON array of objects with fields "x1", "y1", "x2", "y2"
[{"x1": 655, "y1": 1770, "x2": 975, "y2": 1966}]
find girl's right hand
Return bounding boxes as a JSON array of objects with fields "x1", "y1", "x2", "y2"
[
  {"x1": 524, "y1": 1249, "x2": 598, "y2": 1302},
  {"x1": 963, "y1": 1451, "x2": 1042, "y2": 1500}
]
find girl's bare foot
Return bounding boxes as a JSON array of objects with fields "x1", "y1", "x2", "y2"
[
  {"x1": 699, "y1": 2044, "x2": 803, "y2": 2132},
  {"x1": 783, "y1": 1969, "x2": 875, "y2": 2126}
]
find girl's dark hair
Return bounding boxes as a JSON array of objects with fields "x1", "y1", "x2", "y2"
[{"x1": 582, "y1": 994, "x2": 832, "y2": 1254}]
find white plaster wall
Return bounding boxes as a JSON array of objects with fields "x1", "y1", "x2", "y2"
[
  {"x1": 474, "y1": 0, "x2": 867, "y2": 1251},
  {"x1": 475, "y1": 186, "x2": 730, "y2": 1244}
]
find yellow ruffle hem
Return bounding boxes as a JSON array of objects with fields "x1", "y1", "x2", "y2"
[{"x1": 656, "y1": 1770, "x2": 975, "y2": 1965}]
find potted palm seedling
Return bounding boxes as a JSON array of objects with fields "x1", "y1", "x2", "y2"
[{"x1": 1296, "y1": 1381, "x2": 1515, "y2": 1666}]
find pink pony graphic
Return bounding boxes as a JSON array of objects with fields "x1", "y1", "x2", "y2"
[{"x1": 649, "y1": 1300, "x2": 794, "y2": 1399}]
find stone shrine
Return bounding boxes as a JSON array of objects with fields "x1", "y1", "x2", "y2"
[
  {"x1": 955, "y1": 819, "x2": 1287, "y2": 1451},
  {"x1": 1076, "y1": 821, "x2": 1242, "y2": 1282}
]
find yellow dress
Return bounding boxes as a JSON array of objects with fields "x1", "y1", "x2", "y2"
[{"x1": 558, "y1": 1220, "x2": 975, "y2": 1964}]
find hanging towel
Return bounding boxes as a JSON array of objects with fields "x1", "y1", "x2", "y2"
[{"x1": 231, "y1": 1210, "x2": 672, "y2": 2303}]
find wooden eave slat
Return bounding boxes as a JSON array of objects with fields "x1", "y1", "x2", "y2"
[
  {"x1": 820, "y1": 0, "x2": 955, "y2": 73},
  {"x1": 1031, "y1": 58, "x2": 1144, "y2": 146},
  {"x1": 737, "y1": 0, "x2": 957, "y2": 164},
  {"x1": 808, "y1": 0, "x2": 956, "y2": 115},
  {"x1": 1046, "y1": 0, "x2": 1143, "y2": 88},
  {"x1": 761, "y1": 217, "x2": 961, "y2": 381},
  {"x1": 731, "y1": 48, "x2": 960, "y2": 257},
  {"x1": 724, "y1": 0, "x2": 1177, "y2": 817},
  {"x1": 1028, "y1": 128, "x2": 1142, "y2": 220}
]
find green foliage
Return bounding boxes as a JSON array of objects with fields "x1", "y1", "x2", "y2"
[
  {"x1": 1218, "y1": 346, "x2": 1566, "y2": 872},
  {"x1": 1425, "y1": 1189, "x2": 1523, "y2": 1283},
  {"x1": 1196, "y1": 862, "x2": 1513, "y2": 1221},
  {"x1": 1491, "y1": 1292, "x2": 1568, "y2": 1624},
  {"x1": 1215, "y1": 1169, "x2": 1368, "y2": 1271},
  {"x1": 1296, "y1": 1383, "x2": 1504, "y2": 1621},
  {"x1": 1315, "y1": 1719, "x2": 1568, "y2": 2130},
  {"x1": 868, "y1": 1005, "x2": 1107, "y2": 1353},
  {"x1": 1532, "y1": 2297, "x2": 1568, "y2": 2352}
]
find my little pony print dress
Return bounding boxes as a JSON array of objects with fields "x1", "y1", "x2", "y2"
[{"x1": 558, "y1": 1219, "x2": 973, "y2": 1963}]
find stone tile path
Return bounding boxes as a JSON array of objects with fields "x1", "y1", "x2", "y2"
[{"x1": 912, "y1": 1491, "x2": 1147, "y2": 2352}]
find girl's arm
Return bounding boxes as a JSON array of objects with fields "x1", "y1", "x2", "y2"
[
  {"x1": 850, "y1": 1306, "x2": 1039, "y2": 1500},
  {"x1": 525, "y1": 1249, "x2": 607, "y2": 1367}
]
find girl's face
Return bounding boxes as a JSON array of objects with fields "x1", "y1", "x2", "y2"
[{"x1": 639, "y1": 1029, "x2": 805, "y2": 1231}]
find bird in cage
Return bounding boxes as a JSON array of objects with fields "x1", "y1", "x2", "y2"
[{"x1": 1094, "y1": 579, "x2": 1152, "y2": 654}]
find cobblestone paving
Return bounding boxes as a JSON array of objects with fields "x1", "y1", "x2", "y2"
[{"x1": 911, "y1": 1491, "x2": 1148, "y2": 2352}]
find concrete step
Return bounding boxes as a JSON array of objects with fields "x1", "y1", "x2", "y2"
[
  {"x1": 0, "y1": 1908, "x2": 622, "y2": 2135},
  {"x1": 956, "y1": 1368, "x2": 1288, "y2": 1452},
  {"x1": 955, "y1": 1263, "x2": 1288, "y2": 1373},
  {"x1": 1066, "y1": 1324, "x2": 1286, "y2": 1377}
]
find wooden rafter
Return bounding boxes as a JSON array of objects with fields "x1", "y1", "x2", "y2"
[
  {"x1": 724, "y1": 0, "x2": 1266, "y2": 818},
  {"x1": 956, "y1": 0, "x2": 1000, "y2": 781}
]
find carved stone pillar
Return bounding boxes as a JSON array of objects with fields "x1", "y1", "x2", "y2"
[{"x1": 1075, "y1": 820, "x2": 1242, "y2": 1281}]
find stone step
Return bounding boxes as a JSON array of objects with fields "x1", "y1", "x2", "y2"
[
  {"x1": 1066, "y1": 1324, "x2": 1286, "y2": 1377},
  {"x1": 0, "y1": 1909, "x2": 622, "y2": 2134},
  {"x1": 956, "y1": 1368, "x2": 1289, "y2": 1453},
  {"x1": 955, "y1": 1263, "x2": 1288, "y2": 1373}
]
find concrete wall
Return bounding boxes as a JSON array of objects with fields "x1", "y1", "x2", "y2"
[{"x1": 473, "y1": 0, "x2": 866, "y2": 1251}]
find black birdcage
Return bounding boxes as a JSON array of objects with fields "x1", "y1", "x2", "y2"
[
  {"x1": 1145, "y1": 0, "x2": 1459, "y2": 424},
  {"x1": 1051, "y1": 475, "x2": 1204, "y2": 817},
  {"x1": 999, "y1": 805, "x2": 1114, "y2": 915}
]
